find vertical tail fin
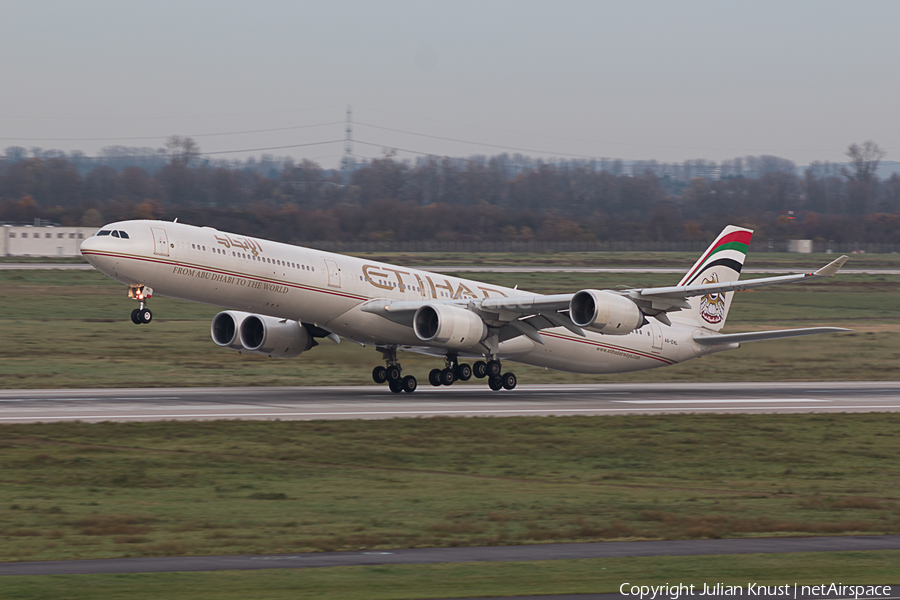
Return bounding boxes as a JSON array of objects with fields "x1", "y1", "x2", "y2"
[{"x1": 678, "y1": 226, "x2": 753, "y2": 331}]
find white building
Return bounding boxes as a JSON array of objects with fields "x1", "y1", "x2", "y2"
[
  {"x1": 1, "y1": 225, "x2": 98, "y2": 257},
  {"x1": 787, "y1": 239, "x2": 813, "y2": 254}
]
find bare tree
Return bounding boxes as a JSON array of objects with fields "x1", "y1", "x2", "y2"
[
  {"x1": 166, "y1": 136, "x2": 200, "y2": 166},
  {"x1": 842, "y1": 141, "x2": 885, "y2": 183}
]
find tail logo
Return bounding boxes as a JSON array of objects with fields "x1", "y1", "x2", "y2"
[{"x1": 699, "y1": 273, "x2": 726, "y2": 324}]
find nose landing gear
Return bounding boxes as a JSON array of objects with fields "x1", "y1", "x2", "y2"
[
  {"x1": 131, "y1": 307, "x2": 152, "y2": 324},
  {"x1": 127, "y1": 285, "x2": 153, "y2": 325}
]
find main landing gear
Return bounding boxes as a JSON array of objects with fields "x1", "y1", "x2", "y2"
[
  {"x1": 371, "y1": 350, "x2": 517, "y2": 394},
  {"x1": 428, "y1": 353, "x2": 473, "y2": 388},
  {"x1": 472, "y1": 358, "x2": 517, "y2": 391},
  {"x1": 372, "y1": 346, "x2": 417, "y2": 394},
  {"x1": 127, "y1": 285, "x2": 153, "y2": 325}
]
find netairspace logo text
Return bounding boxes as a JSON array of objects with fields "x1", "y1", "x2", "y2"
[{"x1": 619, "y1": 583, "x2": 893, "y2": 600}]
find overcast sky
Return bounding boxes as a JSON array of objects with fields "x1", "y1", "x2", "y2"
[{"x1": 1, "y1": 0, "x2": 897, "y2": 168}]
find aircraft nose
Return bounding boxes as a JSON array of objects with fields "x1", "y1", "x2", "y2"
[
  {"x1": 79, "y1": 236, "x2": 98, "y2": 253},
  {"x1": 80, "y1": 234, "x2": 110, "y2": 269}
]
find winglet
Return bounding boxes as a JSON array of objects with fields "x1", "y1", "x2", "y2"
[{"x1": 814, "y1": 255, "x2": 849, "y2": 277}]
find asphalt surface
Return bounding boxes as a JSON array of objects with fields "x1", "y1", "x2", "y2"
[
  {"x1": 1, "y1": 535, "x2": 898, "y2": 576},
  {"x1": 1, "y1": 382, "x2": 898, "y2": 423}
]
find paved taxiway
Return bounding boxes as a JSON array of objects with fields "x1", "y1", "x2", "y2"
[
  {"x1": 1, "y1": 535, "x2": 898, "y2": 576},
  {"x1": 1, "y1": 382, "x2": 898, "y2": 423}
]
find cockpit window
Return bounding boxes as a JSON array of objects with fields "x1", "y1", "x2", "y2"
[
  {"x1": 97, "y1": 230, "x2": 111, "y2": 236},
  {"x1": 112, "y1": 231, "x2": 120, "y2": 238},
  {"x1": 119, "y1": 231, "x2": 130, "y2": 239}
]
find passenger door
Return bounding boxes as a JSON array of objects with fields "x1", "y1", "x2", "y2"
[
  {"x1": 324, "y1": 259, "x2": 341, "y2": 288},
  {"x1": 649, "y1": 322, "x2": 663, "y2": 352},
  {"x1": 150, "y1": 227, "x2": 169, "y2": 256}
]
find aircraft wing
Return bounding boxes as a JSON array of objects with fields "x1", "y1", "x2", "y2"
[
  {"x1": 360, "y1": 295, "x2": 585, "y2": 346},
  {"x1": 630, "y1": 255, "x2": 848, "y2": 300},
  {"x1": 693, "y1": 327, "x2": 851, "y2": 345},
  {"x1": 360, "y1": 255, "x2": 849, "y2": 345}
]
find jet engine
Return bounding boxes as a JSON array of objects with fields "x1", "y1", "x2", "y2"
[
  {"x1": 239, "y1": 314, "x2": 313, "y2": 358},
  {"x1": 211, "y1": 311, "x2": 312, "y2": 357},
  {"x1": 569, "y1": 290, "x2": 644, "y2": 335},
  {"x1": 413, "y1": 304, "x2": 487, "y2": 350},
  {"x1": 211, "y1": 311, "x2": 251, "y2": 350}
]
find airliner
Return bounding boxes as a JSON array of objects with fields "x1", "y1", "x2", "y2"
[{"x1": 80, "y1": 221, "x2": 849, "y2": 393}]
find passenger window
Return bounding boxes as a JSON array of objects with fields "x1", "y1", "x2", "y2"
[{"x1": 112, "y1": 231, "x2": 120, "y2": 238}]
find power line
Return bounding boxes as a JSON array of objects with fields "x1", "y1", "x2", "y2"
[
  {"x1": 199, "y1": 140, "x2": 343, "y2": 156},
  {"x1": 356, "y1": 106, "x2": 852, "y2": 154},
  {"x1": 353, "y1": 133, "x2": 600, "y2": 159},
  {"x1": 61, "y1": 139, "x2": 343, "y2": 161},
  {"x1": 0, "y1": 105, "x2": 344, "y2": 121},
  {"x1": 0, "y1": 121, "x2": 343, "y2": 143}
]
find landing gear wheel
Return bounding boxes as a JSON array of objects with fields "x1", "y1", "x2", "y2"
[
  {"x1": 131, "y1": 308, "x2": 141, "y2": 324},
  {"x1": 486, "y1": 360, "x2": 502, "y2": 377},
  {"x1": 385, "y1": 365, "x2": 402, "y2": 382},
  {"x1": 372, "y1": 366, "x2": 387, "y2": 384},
  {"x1": 473, "y1": 361, "x2": 487, "y2": 378},
  {"x1": 429, "y1": 369, "x2": 442, "y2": 387},
  {"x1": 440, "y1": 368, "x2": 456, "y2": 386},
  {"x1": 455, "y1": 363, "x2": 472, "y2": 381},
  {"x1": 501, "y1": 372, "x2": 517, "y2": 390},
  {"x1": 388, "y1": 379, "x2": 403, "y2": 393},
  {"x1": 401, "y1": 375, "x2": 417, "y2": 393},
  {"x1": 137, "y1": 308, "x2": 152, "y2": 324},
  {"x1": 488, "y1": 376, "x2": 503, "y2": 391}
]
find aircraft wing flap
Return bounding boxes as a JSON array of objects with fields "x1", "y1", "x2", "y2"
[
  {"x1": 693, "y1": 327, "x2": 851, "y2": 345},
  {"x1": 480, "y1": 294, "x2": 573, "y2": 313}
]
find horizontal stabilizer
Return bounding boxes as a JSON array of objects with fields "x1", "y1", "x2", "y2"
[{"x1": 693, "y1": 327, "x2": 852, "y2": 345}]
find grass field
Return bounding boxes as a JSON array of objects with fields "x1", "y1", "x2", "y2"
[
  {"x1": 0, "y1": 268, "x2": 897, "y2": 388},
  {"x1": 1, "y1": 414, "x2": 898, "y2": 563},
  {"x1": 1, "y1": 261, "x2": 898, "y2": 597},
  {"x1": 1, "y1": 551, "x2": 899, "y2": 600}
]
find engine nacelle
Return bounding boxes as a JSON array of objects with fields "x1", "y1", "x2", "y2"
[
  {"x1": 569, "y1": 290, "x2": 643, "y2": 335},
  {"x1": 413, "y1": 304, "x2": 487, "y2": 350},
  {"x1": 211, "y1": 311, "x2": 251, "y2": 350},
  {"x1": 239, "y1": 314, "x2": 312, "y2": 358}
]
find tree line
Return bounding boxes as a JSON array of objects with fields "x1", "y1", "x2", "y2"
[{"x1": 1, "y1": 140, "x2": 897, "y2": 246}]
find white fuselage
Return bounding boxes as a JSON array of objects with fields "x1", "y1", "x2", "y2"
[{"x1": 81, "y1": 220, "x2": 722, "y2": 374}]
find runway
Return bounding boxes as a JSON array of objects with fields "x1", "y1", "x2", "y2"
[
  {"x1": 1, "y1": 382, "x2": 899, "y2": 423},
  {"x1": 1, "y1": 535, "x2": 898, "y2": 576}
]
